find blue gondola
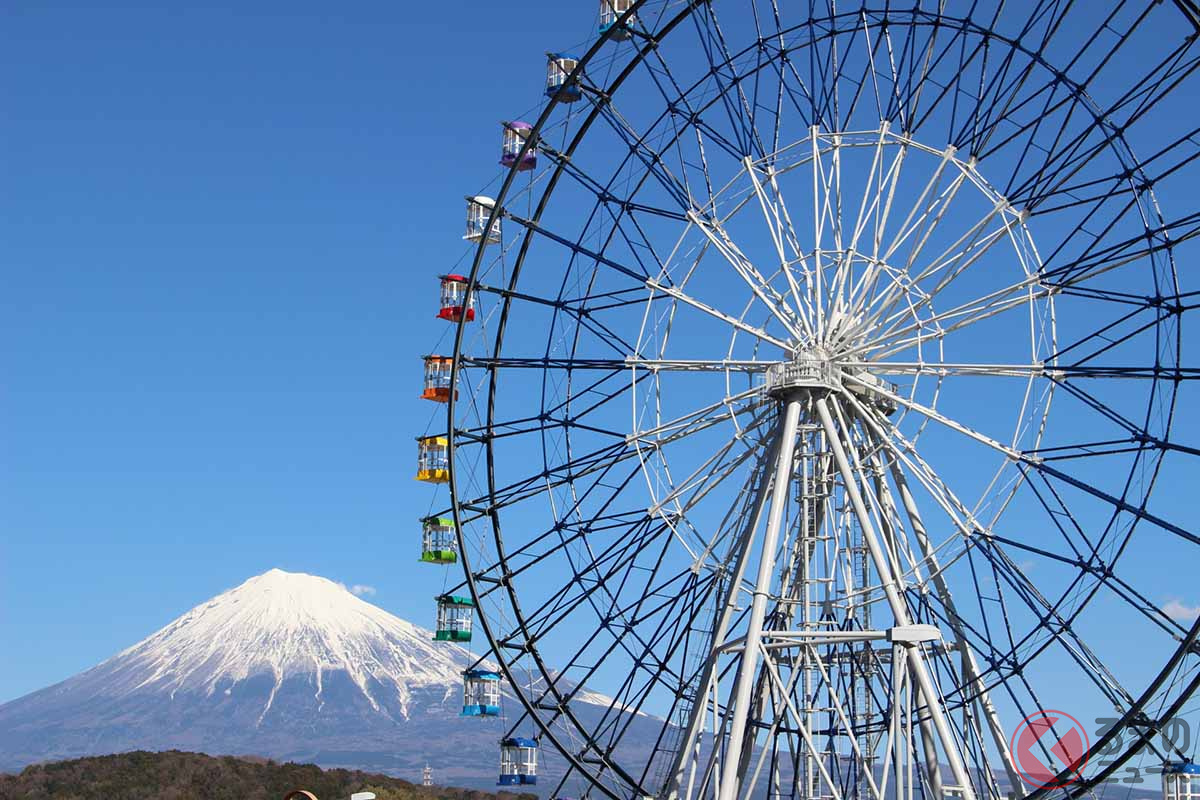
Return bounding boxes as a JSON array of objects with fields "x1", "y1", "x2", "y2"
[
  {"x1": 1163, "y1": 762, "x2": 1200, "y2": 800},
  {"x1": 498, "y1": 737, "x2": 538, "y2": 785},
  {"x1": 546, "y1": 53, "x2": 582, "y2": 102},
  {"x1": 599, "y1": 0, "x2": 636, "y2": 40}
]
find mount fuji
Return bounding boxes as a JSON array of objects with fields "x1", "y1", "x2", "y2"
[{"x1": 0, "y1": 569, "x2": 575, "y2": 788}]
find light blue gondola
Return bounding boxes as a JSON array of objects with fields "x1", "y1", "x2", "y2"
[{"x1": 462, "y1": 669, "x2": 501, "y2": 717}]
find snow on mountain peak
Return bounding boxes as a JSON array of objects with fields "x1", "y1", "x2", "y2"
[{"x1": 80, "y1": 569, "x2": 470, "y2": 720}]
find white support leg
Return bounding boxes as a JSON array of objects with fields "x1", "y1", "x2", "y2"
[
  {"x1": 717, "y1": 397, "x2": 804, "y2": 800},
  {"x1": 667, "y1": 438, "x2": 783, "y2": 800},
  {"x1": 886, "y1": 456, "x2": 1025, "y2": 795},
  {"x1": 815, "y1": 395, "x2": 979, "y2": 800}
]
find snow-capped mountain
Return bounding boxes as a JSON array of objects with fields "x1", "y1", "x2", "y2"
[
  {"x1": 0, "y1": 570, "x2": 523, "y2": 787},
  {"x1": 74, "y1": 568, "x2": 467, "y2": 717}
]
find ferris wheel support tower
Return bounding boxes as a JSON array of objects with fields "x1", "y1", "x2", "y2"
[{"x1": 664, "y1": 355, "x2": 1014, "y2": 800}]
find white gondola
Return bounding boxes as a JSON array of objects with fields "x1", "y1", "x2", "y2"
[{"x1": 464, "y1": 195, "x2": 500, "y2": 244}]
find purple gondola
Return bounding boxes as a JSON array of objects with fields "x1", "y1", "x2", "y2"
[{"x1": 500, "y1": 121, "x2": 537, "y2": 171}]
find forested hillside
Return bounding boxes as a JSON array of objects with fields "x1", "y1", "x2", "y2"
[{"x1": 0, "y1": 750, "x2": 538, "y2": 800}]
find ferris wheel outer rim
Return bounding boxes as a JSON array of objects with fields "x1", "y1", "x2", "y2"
[{"x1": 441, "y1": 3, "x2": 1195, "y2": 798}]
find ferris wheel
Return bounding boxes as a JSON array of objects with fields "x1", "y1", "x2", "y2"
[{"x1": 414, "y1": 2, "x2": 1200, "y2": 800}]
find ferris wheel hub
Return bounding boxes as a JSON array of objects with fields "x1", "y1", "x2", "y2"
[
  {"x1": 763, "y1": 349, "x2": 898, "y2": 414},
  {"x1": 763, "y1": 353, "x2": 838, "y2": 397}
]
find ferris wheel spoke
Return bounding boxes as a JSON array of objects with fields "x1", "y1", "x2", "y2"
[
  {"x1": 971, "y1": 60, "x2": 1074, "y2": 175},
  {"x1": 846, "y1": 9, "x2": 907, "y2": 129},
  {"x1": 970, "y1": 0, "x2": 1097, "y2": 153},
  {"x1": 771, "y1": 35, "x2": 821, "y2": 131},
  {"x1": 846, "y1": 136, "x2": 912, "y2": 312},
  {"x1": 635, "y1": 34, "x2": 754, "y2": 178},
  {"x1": 969, "y1": 534, "x2": 1143, "y2": 712},
  {"x1": 520, "y1": 567, "x2": 714, "y2": 744},
  {"x1": 1025, "y1": 459, "x2": 1200, "y2": 549},
  {"x1": 640, "y1": 422, "x2": 768, "y2": 527},
  {"x1": 841, "y1": 375, "x2": 1026, "y2": 463},
  {"x1": 1038, "y1": 206, "x2": 1200, "y2": 288},
  {"x1": 504, "y1": 210, "x2": 651, "y2": 285},
  {"x1": 842, "y1": 13, "x2": 890, "y2": 128},
  {"x1": 464, "y1": 356, "x2": 768, "y2": 373},
  {"x1": 855, "y1": 405, "x2": 1146, "y2": 722},
  {"x1": 840, "y1": 123, "x2": 892, "y2": 260},
  {"x1": 851, "y1": 392, "x2": 1132, "y2": 590},
  {"x1": 1048, "y1": 307, "x2": 1174, "y2": 370},
  {"x1": 457, "y1": 370, "x2": 646, "y2": 444},
  {"x1": 1008, "y1": 44, "x2": 1200, "y2": 204},
  {"x1": 630, "y1": 386, "x2": 762, "y2": 445},
  {"x1": 897, "y1": 10, "x2": 964, "y2": 132},
  {"x1": 875, "y1": 142, "x2": 964, "y2": 268},
  {"x1": 861, "y1": 397, "x2": 1186, "y2": 708},
  {"x1": 517, "y1": 525, "x2": 674, "y2": 643},
  {"x1": 861, "y1": 175, "x2": 988, "y2": 330},
  {"x1": 685, "y1": 210, "x2": 807, "y2": 339},
  {"x1": 477, "y1": 280, "x2": 647, "y2": 314},
  {"x1": 888, "y1": 205, "x2": 1029, "y2": 329},
  {"x1": 646, "y1": 425, "x2": 775, "y2": 567},
  {"x1": 537, "y1": 140, "x2": 691, "y2": 225},
  {"x1": 470, "y1": 512, "x2": 650, "y2": 605},
  {"x1": 842, "y1": 360, "x2": 1044, "y2": 379},
  {"x1": 849, "y1": 409, "x2": 1006, "y2": 579},
  {"x1": 645, "y1": 278, "x2": 793, "y2": 350},
  {"x1": 560, "y1": 309, "x2": 645, "y2": 360},
  {"x1": 1027, "y1": 126, "x2": 1200, "y2": 214},
  {"x1": 1045, "y1": 376, "x2": 1163, "y2": 444},
  {"x1": 859, "y1": 281, "x2": 1042, "y2": 361},
  {"x1": 459, "y1": 394, "x2": 762, "y2": 520},
  {"x1": 752, "y1": 8, "x2": 790, "y2": 157},
  {"x1": 905, "y1": 17, "x2": 985, "y2": 137},
  {"x1": 742, "y1": 157, "x2": 818, "y2": 338},
  {"x1": 455, "y1": 440, "x2": 634, "y2": 518}
]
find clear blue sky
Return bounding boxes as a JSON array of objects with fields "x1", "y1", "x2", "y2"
[
  {"x1": 0, "y1": 0, "x2": 598, "y2": 702},
  {"x1": 2, "y1": 0, "x2": 1198, "y2": 735}
]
